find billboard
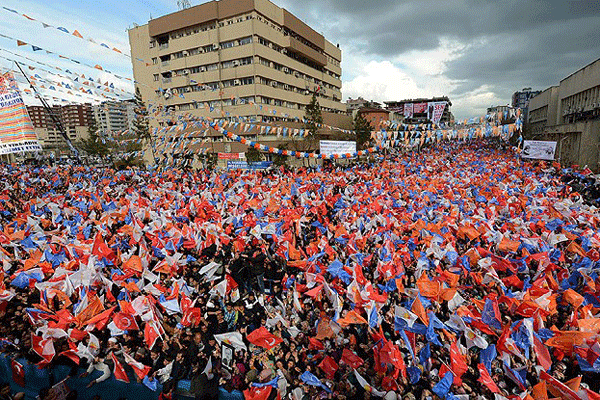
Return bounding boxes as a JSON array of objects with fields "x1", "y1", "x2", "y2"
[
  {"x1": 320, "y1": 140, "x2": 356, "y2": 157},
  {"x1": 522, "y1": 140, "x2": 557, "y2": 161},
  {"x1": 0, "y1": 72, "x2": 42, "y2": 155},
  {"x1": 403, "y1": 103, "x2": 414, "y2": 118},
  {"x1": 428, "y1": 101, "x2": 447, "y2": 124}
]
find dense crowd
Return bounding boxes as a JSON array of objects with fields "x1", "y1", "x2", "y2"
[{"x1": 1, "y1": 140, "x2": 600, "y2": 400}]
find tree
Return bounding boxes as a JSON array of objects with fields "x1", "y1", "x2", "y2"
[
  {"x1": 80, "y1": 117, "x2": 110, "y2": 159},
  {"x1": 304, "y1": 92, "x2": 323, "y2": 136},
  {"x1": 132, "y1": 88, "x2": 154, "y2": 162},
  {"x1": 245, "y1": 146, "x2": 263, "y2": 162},
  {"x1": 353, "y1": 112, "x2": 372, "y2": 150},
  {"x1": 272, "y1": 144, "x2": 288, "y2": 167}
]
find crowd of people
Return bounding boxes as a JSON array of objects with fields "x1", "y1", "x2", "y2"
[{"x1": 1, "y1": 139, "x2": 600, "y2": 400}]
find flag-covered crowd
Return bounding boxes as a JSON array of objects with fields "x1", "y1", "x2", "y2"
[{"x1": 1, "y1": 139, "x2": 600, "y2": 400}]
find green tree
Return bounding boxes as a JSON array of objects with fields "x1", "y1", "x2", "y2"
[
  {"x1": 245, "y1": 146, "x2": 263, "y2": 162},
  {"x1": 353, "y1": 112, "x2": 372, "y2": 150},
  {"x1": 81, "y1": 117, "x2": 110, "y2": 158},
  {"x1": 304, "y1": 92, "x2": 323, "y2": 136},
  {"x1": 132, "y1": 88, "x2": 150, "y2": 140}
]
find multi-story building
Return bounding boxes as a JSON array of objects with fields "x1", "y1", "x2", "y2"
[
  {"x1": 383, "y1": 97, "x2": 453, "y2": 125},
  {"x1": 93, "y1": 100, "x2": 137, "y2": 133},
  {"x1": 527, "y1": 57, "x2": 600, "y2": 170},
  {"x1": 27, "y1": 104, "x2": 94, "y2": 150},
  {"x1": 346, "y1": 97, "x2": 381, "y2": 116},
  {"x1": 128, "y1": 0, "x2": 344, "y2": 130},
  {"x1": 512, "y1": 88, "x2": 541, "y2": 121}
]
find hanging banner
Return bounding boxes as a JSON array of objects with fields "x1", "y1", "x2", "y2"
[
  {"x1": 403, "y1": 103, "x2": 413, "y2": 119},
  {"x1": 227, "y1": 161, "x2": 273, "y2": 170},
  {"x1": 0, "y1": 72, "x2": 42, "y2": 155},
  {"x1": 320, "y1": 140, "x2": 356, "y2": 157},
  {"x1": 428, "y1": 101, "x2": 447, "y2": 124},
  {"x1": 522, "y1": 140, "x2": 557, "y2": 160},
  {"x1": 413, "y1": 103, "x2": 427, "y2": 114},
  {"x1": 218, "y1": 152, "x2": 245, "y2": 160}
]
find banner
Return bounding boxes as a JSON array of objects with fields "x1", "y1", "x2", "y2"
[
  {"x1": 218, "y1": 152, "x2": 245, "y2": 160},
  {"x1": 413, "y1": 103, "x2": 427, "y2": 114},
  {"x1": 0, "y1": 72, "x2": 42, "y2": 155},
  {"x1": 403, "y1": 103, "x2": 413, "y2": 119},
  {"x1": 320, "y1": 140, "x2": 356, "y2": 157},
  {"x1": 522, "y1": 140, "x2": 557, "y2": 160},
  {"x1": 428, "y1": 102, "x2": 447, "y2": 124},
  {"x1": 227, "y1": 161, "x2": 273, "y2": 170}
]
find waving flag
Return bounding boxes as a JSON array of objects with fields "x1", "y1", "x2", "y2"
[
  {"x1": 247, "y1": 327, "x2": 283, "y2": 350},
  {"x1": 301, "y1": 371, "x2": 331, "y2": 393},
  {"x1": 110, "y1": 352, "x2": 129, "y2": 383}
]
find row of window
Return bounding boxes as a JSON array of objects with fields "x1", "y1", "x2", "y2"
[{"x1": 561, "y1": 85, "x2": 600, "y2": 114}]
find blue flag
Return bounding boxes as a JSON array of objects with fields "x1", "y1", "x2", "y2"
[
  {"x1": 142, "y1": 376, "x2": 158, "y2": 391},
  {"x1": 300, "y1": 371, "x2": 331, "y2": 393},
  {"x1": 480, "y1": 344, "x2": 496, "y2": 374},
  {"x1": 432, "y1": 371, "x2": 453, "y2": 398}
]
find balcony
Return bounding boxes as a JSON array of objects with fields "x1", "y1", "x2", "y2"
[
  {"x1": 282, "y1": 36, "x2": 327, "y2": 67},
  {"x1": 162, "y1": 77, "x2": 172, "y2": 84},
  {"x1": 158, "y1": 43, "x2": 169, "y2": 50},
  {"x1": 161, "y1": 60, "x2": 170, "y2": 67}
]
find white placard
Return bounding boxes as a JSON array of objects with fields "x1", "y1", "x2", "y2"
[
  {"x1": 320, "y1": 140, "x2": 356, "y2": 157},
  {"x1": 522, "y1": 140, "x2": 557, "y2": 160}
]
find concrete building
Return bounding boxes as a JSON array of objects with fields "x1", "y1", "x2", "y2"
[
  {"x1": 486, "y1": 105, "x2": 519, "y2": 125},
  {"x1": 346, "y1": 97, "x2": 381, "y2": 115},
  {"x1": 27, "y1": 104, "x2": 94, "y2": 151},
  {"x1": 512, "y1": 88, "x2": 541, "y2": 121},
  {"x1": 383, "y1": 97, "x2": 453, "y2": 125},
  {"x1": 527, "y1": 58, "x2": 600, "y2": 171},
  {"x1": 128, "y1": 0, "x2": 344, "y2": 130},
  {"x1": 93, "y1": 100, "x2": 137, "y2": 133}
]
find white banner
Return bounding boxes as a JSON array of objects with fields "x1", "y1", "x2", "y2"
[
  {"x1": 320, "y1": 140, "x2": 356, "y2": 157},
  {"x1": 522, "y1": 140, "x2": 557, "y2": 160},
  {"x1": 403, "y1": 103, "x2": 413, "y2": 119},
  {"x1": 427, "y1": 101, "x2": 447, "y2": 124}
]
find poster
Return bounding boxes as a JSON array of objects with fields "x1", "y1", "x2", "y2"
[
  {"x1": 522, "y1": 140, "x2": 557, "y2": 160},
  {"x1": 428, "y1": 101, "x2": 447, "y2": 124},
  {"x1": 0, "y1": 72, "x2": 42, "y2": 155},
  {"x1": 413, "y1": 103, "x2": 427, "y2": 114},
  {"x1": 221, "y1": 342, "x2": 234, "y2": 371},
  {"x1": 319, "y1": 140, "x2": 356, "y2": 157},
  {"x1": 403, "y1": 103, "x2": 413, "y2": 118},
  {"x1": 227, "y1": 161, "x2": 273, "y2": 170},
  {"x1": 218, "y1": 152, "x2": 245, "y2": 160}
]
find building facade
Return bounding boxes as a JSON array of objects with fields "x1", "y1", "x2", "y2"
[
  {"x1": 512, "y1": 88, "x2": 541, "y2": 121},
  {"x1": 27, "y1": 104, "x2": 94, "y2": 151},
  {"x1": 383, "y1": 97, "x2": 453, "y2": 125},
  {"x1": 128, "y1": 0, "x2": 344, "y2": 130},
  {"x1": 527, "y1": 58, "x2": 600, "y2": 171},
  {"x1": 93, "y1": 100, "x2": 137, "y2": 133},
  {"x1": 346, "y1": 97, "x2": 381, "y2": 115}
]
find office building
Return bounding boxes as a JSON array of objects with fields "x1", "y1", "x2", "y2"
[
  {"x1": 128, "y1": 0, "x2": 344, "y2": 129},
  {"x1": 527, "y1": 58, "x2": 600, "y2": 170},
  {"x1": 512, "y1": 88, "x2": 541, "y2": 121}
]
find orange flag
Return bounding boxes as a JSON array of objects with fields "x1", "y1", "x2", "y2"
[
  {"x1": 412, "y1": 295, "x2": 429, "y2": 325},
  {"x1": 566, "y1": 241, "x2": 587, "y2": 257},
  {"x1": 563, "y1": 289, "x2": 584, "y2": 308},
  {"x1": 337, "y1": 310, "x2": 367, "y2": 327}
]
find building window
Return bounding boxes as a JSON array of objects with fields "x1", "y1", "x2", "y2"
[
  {"x1": 239, "y1": 36, "x2": 252, "y2": 46},
  {"x1": 221, "y1": 40, "x2": 235, "y2": 49},
  {"x1": 153, "y1": 74, "x2": 159, "y2": 82}
]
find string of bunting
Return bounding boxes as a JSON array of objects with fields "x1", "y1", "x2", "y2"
[{"x1": 1, "y1": 6, "x2": 135, "y2": 59}]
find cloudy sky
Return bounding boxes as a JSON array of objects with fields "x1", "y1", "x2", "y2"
[{"x1": 1, "y1": 0, "x2": 599, "y2": 118}]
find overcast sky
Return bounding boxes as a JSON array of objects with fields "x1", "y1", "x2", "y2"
[{"x1": 1, "y1": 0, "x2": 599, "y2": 118}]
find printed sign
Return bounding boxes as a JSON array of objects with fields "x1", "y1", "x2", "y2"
[
  {"x1": 227, "y1": 161, "x2": 273, "y2": 170},
  {"x1": 319, "y1": 140, "x2": 357, "y2": 157},
  {"x1": 428, "y1": 102, "x2": 447, "y2": 124},
  {"x1": 218, "y1": 152, "x2": 245, "y2": 160},
  {"x1": 403, "y1": 103, "x2": 414, "y2": 118},
  {"x1": 413, "y1": 103, "x2": 427, "y2": 114},
  {"x1": 522, "y1": 140, "x2": 557, "y2": 160},
  {"x1": 0, "y1": 72, "x2": 42, "y2": 155}
]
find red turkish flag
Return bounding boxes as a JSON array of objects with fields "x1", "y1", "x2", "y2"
[
  {"x1": 341, "y1": 348, "x2": 364, "y2": 368},
  {"x1": 243, "y1": 386, "x2": 272, "y2": 400},
  {"x1": 450, "y1": 342, "x2": 468, "y2": 385},
  {"x1": 246, "y1": 327, "x2": 282, "y2": 350},
  {"x1": 114, "y1": 312, "x2": 139, "y2": 331},
  {"x1": 477, "y1": 363, "x2": 500, "y2": 393},
  {"x1": 144, "y1": 321, "x2": 160, "y2": 350},
  {"x1": 181, "y1": 307, "x2": 202, "y2": 327},
  {"x1": 308, "y1": 337, "x2": 324, "y2": 350},
  {"x1": 318, "y1": 356, "x2": 338, "y2": 379},
  {"x1": 92, "y1": 232, "x2": 114, "y2": 261},
  {"x1": 110, "y1": 352, "x2": 130, "y2": 383},
  {"x1": 11, "y1": 360, "x2": 25, "y2": 387}
]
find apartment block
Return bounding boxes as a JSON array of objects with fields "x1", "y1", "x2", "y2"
[
  {"x1": 128, "y1": 0, "x2": 344, "y2": 129},
  {"x1": 27, "y1": 104, "x2": 94, "y2": 149},
  {"x1": 93, "y1": 100, "x2": 137, "y2": 133}
]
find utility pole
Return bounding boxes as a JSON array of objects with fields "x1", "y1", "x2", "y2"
[{"x1": 14, "y1": 62, "x2": 80, "y2": 161}]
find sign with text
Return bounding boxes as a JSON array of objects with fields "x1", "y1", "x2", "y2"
[
  {"x1": 522, "y1": 140, "x2": 557, "y2": 160},
  {"x1": 320, "y1": 140, "x2": 356, "y2": 157},
  {"x1": 0, "y1": 72, "x2": 42, "y2": 155},
  {"x1": 428, "y1": 101, "x2": 447, "y2": 124},
  {"x1": 218, "y1": 152, "x2": 245, "y2": 160},
  {"x1": 403, "y1": 103, "x2": 414, "y2": 118},
  {"x1": 413, "y1": 103, "x2": 427, "y2": 114},
  {"x1": 227, "y1": 161, "x2": 273, "y2": 170}
]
